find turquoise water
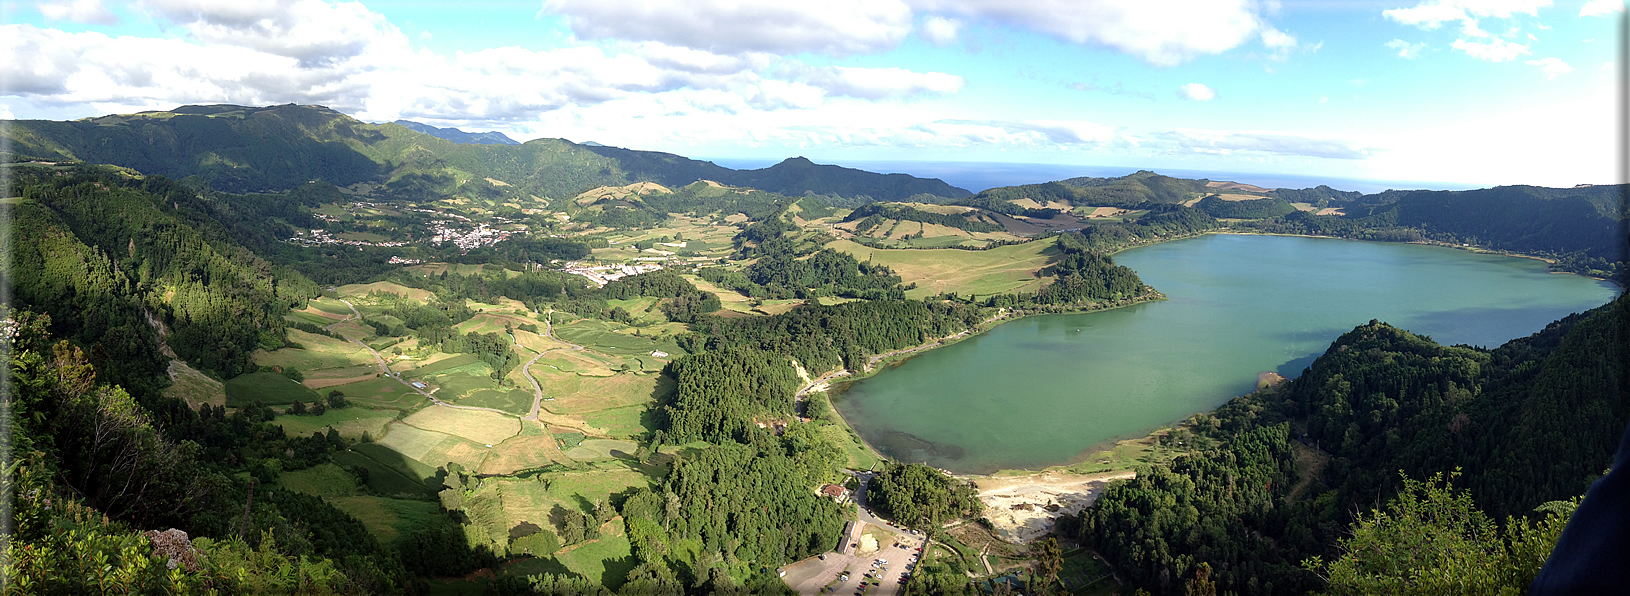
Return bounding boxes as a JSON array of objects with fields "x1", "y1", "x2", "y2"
[{"x1": 831, "y1": 234, "x2": 1620, "y2": 474}]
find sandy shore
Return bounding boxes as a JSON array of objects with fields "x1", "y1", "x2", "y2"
[{"x1": 970, "y1": 470, "x2": 1137, "y2": 543}]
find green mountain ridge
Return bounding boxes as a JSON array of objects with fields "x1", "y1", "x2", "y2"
[{"x1": 2, "y1": 103, "x2": 969, "y2": 202}]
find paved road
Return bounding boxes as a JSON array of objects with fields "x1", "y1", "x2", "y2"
[
  {"x1": 520, "y1": 311, "x2": 587, "y2": 421},
  {"x1": 327, "y1": 299, "x2": 516, "y2": 417}
]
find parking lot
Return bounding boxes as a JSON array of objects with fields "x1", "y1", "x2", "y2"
[{"x1": 781, "y1": 523, "x2": 926, "y2": 595}]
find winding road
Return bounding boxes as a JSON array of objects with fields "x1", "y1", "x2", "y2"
[
  {"x1": 519, "y1": 310, "x2": 588, "y2": 421},
  {"x1": 325, "y1": 299, "x2": 517, "y2": 417}
]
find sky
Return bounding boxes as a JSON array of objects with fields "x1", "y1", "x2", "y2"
[{"x1": 1, "y1": 0, "x2": 1624, "y2": 189}]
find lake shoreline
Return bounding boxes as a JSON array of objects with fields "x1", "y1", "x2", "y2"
[{"x1": 822, "y1": 231, "x2": 1619, "y2": 480}]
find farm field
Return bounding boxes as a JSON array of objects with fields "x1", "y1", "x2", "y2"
[
  {"x1": 551, "y1": 319, "x2": 685, "y2": 356},
  {"x1": 328, "y1": 496, "x2": 441, "y2": 546},
  {"x1": 333, "y1": 447, "x2": 436, "y2": 497},
  {"x1": 375, "y1": 421, "x2": 491, "y2": 471},
  {"x1": 528, "y1": 366, "x2": 667, "y2": 414},
  {"x1": 457, "y1": 386, "x2": 534, "y2": 415},
  {"x1": 254, "y1": 329, "x2": 376, "y2": 371},
  {"x1": 827, "y1": 237, "x2": 1058, "y2": 299},
  {"x1": 323, "y1": 376, "x2": 423, "y2": 409},
  {"x1": 580, "y1": 405, "x2": 654, "y2": 439},
  {"x1": 402, "y1": 406, "x2": 521, "y2": 445},
  {"x1": 274, "y1": 407, "x2": 396, "y2": 440},
  {"x1": 481, "y1": 422, "x2": 566, "y2": 475},
  {"x1": 563, "y1": 439, "x2": 638, "y2": 461},
  {"x1": 224, "y1": 371, "x2": 319, "y2": 406},
  {"x1": 335, "y1": 281, "x2": 435, "y2": 301}
]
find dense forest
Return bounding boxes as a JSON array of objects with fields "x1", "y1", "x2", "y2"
[
  {"x1": 869, "y1": 463, "x2": 983, "y2": 531},
  {"x1": 3, "y1": 167, "x2": 319, "y2": 388},
  {"x1": 843, "y1": 203, "x2": 1004, "y2": 233},
  {"x1": 1074, "y1": 293, "x2": 1626, "y2": 594}
]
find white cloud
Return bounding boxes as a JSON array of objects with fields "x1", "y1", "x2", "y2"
[
  {"x1": 1385, "y1": 39, "x2": 1428, "y2": 58},
  {"x1": 0, "y1": 105, "x2": 14, "y2": 120},
  {"x1": 1526, "y1": 56, "x2": 1572, "y2": 78},
  {"x1": 1159, "y1": 129, "x2": 1370, "y2": 159},
  {"x1": 911, "y1": 0, "x2": 1290, "y2": 66},
  {"x1": 1579, "y1": 0, "x2": 1624, "y2": 16},
  {"x1": 539, "y1": 0, "x2": 913, "y2": 57},
  {"x1": 37, "y1": 0, "x2": 117, "y2": 24},
  {"x1": 1178, "y1": 83, "x2": 1215, "y2": 101},
  {"x1": 920, "y1": 16, "x2": 961, "y2": 46},
  {"x1": 139, "y1": 0, "x2": 406, "y2": 67},
  {"x1": 1383, "y1": 0, "x2": 1552, "y2": 29},
  {"x1": 793, "y1": 66, "x2": 964, "y2": 100},
  {"x1": 1452, "y1": 36, "x2": 1530, "y2": 61}
]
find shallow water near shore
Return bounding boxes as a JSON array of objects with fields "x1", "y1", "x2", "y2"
[{"x1": 831, "y1": 234, "x2": 1620, "y2": 474}]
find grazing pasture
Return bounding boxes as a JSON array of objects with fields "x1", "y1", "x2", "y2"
[
  {"x1": 828, "y1": 237, "x2": 1057, "y2": 299},
  {"x1": 274, "y1": 407, "x2": 396, "y2": 440},
  {"x1": 224, "y1": 371, "x2": 320, "y2": 406},
  {"x1": 403, "y1": 406, "x2": 521, "y2": 445}
]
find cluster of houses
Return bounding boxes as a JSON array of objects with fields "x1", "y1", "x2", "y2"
[
  {"x1": 286, "y1": 228, "x2": 409, "y2": 248},
  {"x1": 429, "y1": 222, "x2": 512, "y2": 250},
  {"x1": 561, "y1": 261, "x2": 663, "y2": 287}
]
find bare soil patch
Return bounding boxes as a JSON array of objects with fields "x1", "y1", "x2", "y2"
[
  {"x1": 973, "y1": 470, "x2": 1136, "y2": 543},
  {"x1": 1215, "y1": 193, "x2": 1271, "y2": 201}
]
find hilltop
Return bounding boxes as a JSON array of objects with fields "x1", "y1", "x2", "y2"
[{"x1": 2, "y1": 103, "x2": 968, "y2": 202}]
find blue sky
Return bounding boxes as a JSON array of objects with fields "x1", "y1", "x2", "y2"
[{"x1": 1, "y1": 0, "x2": 1623, "y2": 189}]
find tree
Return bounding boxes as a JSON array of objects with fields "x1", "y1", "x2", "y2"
[
  {"x1": 289, "y1": 399, "x2": 307, "y2": 415},
  {"x1": 1304, "y1": 471, "x2": 1576, "y2": 595}
]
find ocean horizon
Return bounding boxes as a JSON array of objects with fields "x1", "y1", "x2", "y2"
[{"x1": 701, "y1": 157, "x2": 1486, "y2": 196}]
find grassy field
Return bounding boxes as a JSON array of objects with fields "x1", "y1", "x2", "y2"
[
  {"x1": 323, "y1": 376, "x2": 423, "y2": 409},
  {"x1": 254, "y1": 329, "x2": 375, "y2": 372},
  {"x1": 481, "y1": 423, "x2": 566, "y2": 475},
  {"x1": 580, "y1": 405, "x2": 654, "y2": 439},
  {"x1": 403, "y1": 407, "x2": 521, "y2": 445},
  {"x1": 333, "y1": 448, "x2": 437, "y2": 497},
  {"x1": 402, "y1": 353, "x2": 481, "y2": 379},
  {"x1": 329, "y1": 495, "x2": 442, "y2": 546},
  {"x1": 551, "y1": 319, "x2": 685, "y2": 356},
  {"x1": 827, "y1": 237, "x2": 1058, "y2": 299},
  {"x1": 335, "y1": 281, "x2": 435, "y2": 301},
  {"x1": 458, "y1": 387, "x2": 535, "y2": 415},
  {"x1": 533, "y1": 369, "x2": 667, "y2": 415},
  {"x1": 165, "y1": 360, "x2": 224, "y2": 409},
  {"x1": 553, "y1": 534, "x2": 636, "y2": 588},
  {"x1": 376, "y1": 421, "x2": 491, "y2": 470},
  {"x1": 563, "y1": 439, "x2": 638, "y2": 461},
  {"x1": 274, "y1": 407, "x2": 397, "y2": 440},
  {"x1": 308, "y1": 297, "x2": 355, "y2": 316},
  {"x1": 224, "y1": 371, "x2": 320, "y2": 406}
]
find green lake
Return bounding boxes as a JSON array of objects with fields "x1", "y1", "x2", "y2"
[{"x1": 831, "y1": 234, "x2": 1621, "y2": 474}]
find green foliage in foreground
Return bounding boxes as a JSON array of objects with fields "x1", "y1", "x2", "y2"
[{"x1": 1306, "y1": 473, "x2": 1575, "y2": 596}]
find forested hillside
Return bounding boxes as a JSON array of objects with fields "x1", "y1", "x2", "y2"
[
  {"x1": 3, "y1": 166, "x2": 318, "y2": 386},
  {"x1": 3, "y1": 104, "x2": 964, "y2": 201},
  {"x1": 1076, "y1": 293, "x2": 1626, "y2": 594}
]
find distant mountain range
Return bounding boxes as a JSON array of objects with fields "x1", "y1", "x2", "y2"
[
  {"x1": 391, "y1": 120, "x2": 518, "y2": 145},
  {"x1": 1, "y1": 103, "x2": 968, "y2": 201}
]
